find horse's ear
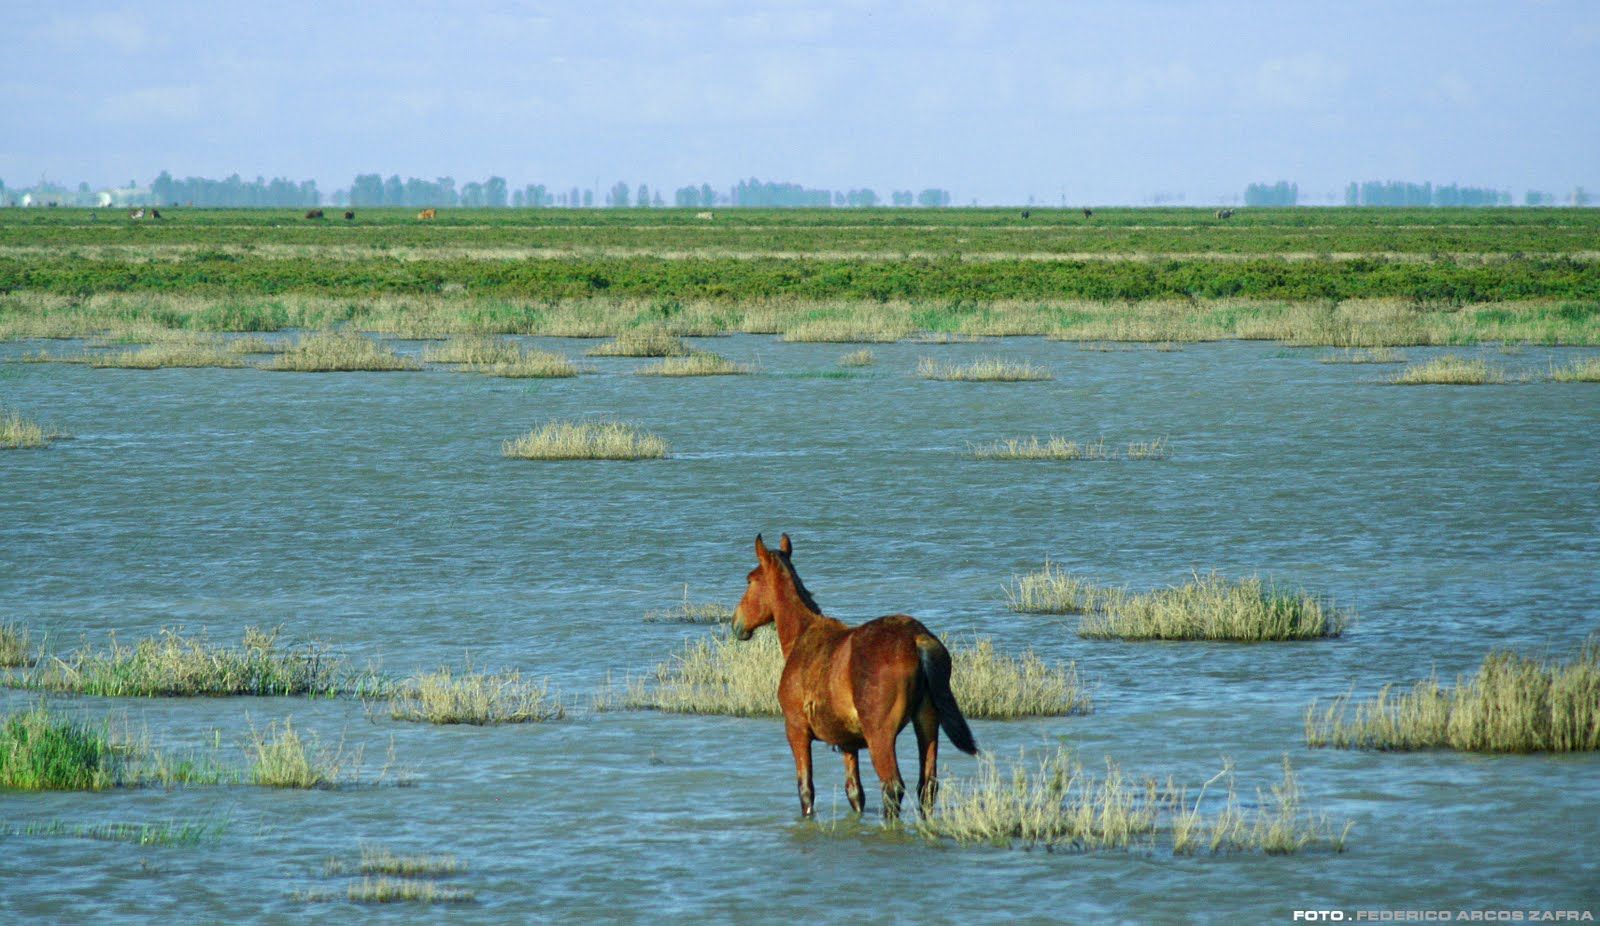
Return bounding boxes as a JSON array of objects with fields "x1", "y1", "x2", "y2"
[
  {"x1": 755, "y1": 534, "x2": 772, "y2": 566},
  {"x1": 779, "y1": 533, "x2": 793, "y2": 556}
]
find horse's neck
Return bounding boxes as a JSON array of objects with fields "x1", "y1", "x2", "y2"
[{"x1": 772, "y1": 590, "x2": 828, "y2": 658}]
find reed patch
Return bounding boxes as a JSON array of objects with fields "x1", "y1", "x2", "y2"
[
  {"x1": 642, "y1": 586, "x2": 734, "y2": 624},
  {"x1": 1005, "y1": 561, "x2": 1104, "y2": 614},
  {"x1": 89, "y1": 340, "x2": 248, "y2": 369},
  {"x1": 614, "y1": 630, "x2": 1092, "y2": 719},
  {"x1": 1077, "y1": 571, "x2": 1346, "y2": 641},
  {"x1": 501, "y1": 419, "x2": 669, "y2": 460},
  {"x1": 1318, "y1": 347, "x2": 1406, "y2": 364},
  {"x1": 0, "y1": 622, "x2": 35, "y2": 667},
  {"x1": 970, "y1": 436, "x2": 1111, "y2": 461},
  {"x1": 467, "y1": 348, "x2": 582, "y2": 378},
  {"x1": 386, "y1": 665, "x2": 564, "y2": 725},
  {"x1": 1, "y1": 406, "x2": 63, "y2": 449},
  {"x1": 1389, "y1": 354, "x2": 1506, "y2": 385},
  {"x1": 634, "y1": 352, "x2": 750, "y2": 376},
  {"x1": 1548, "y1": 357, "x2": 1600, "y2": 382},
  {"x1": 0, "y1": 703, "x2": 224, "y2": 790},
  {"x1": 918, "y1": 356, "x2": 1053, "y2": 382},
  {"x1": 1305, "y1": 637, "x2": 1600, "y2": 752},
  {"x1": 1, "y1": 815, "x2": 229, "y2": 845},
  {"x1": 837, "y1": 348, "x2": 875, "y2": 367},
  {"x1": 585, "y1": 329, "x2": 689, "y2": 357},
  {"x1": 244, "y1": 717, "x2": 367, "y2": 788},
  {"x1": 267, "y1": 332, "x2": 421, "y2": 372}
]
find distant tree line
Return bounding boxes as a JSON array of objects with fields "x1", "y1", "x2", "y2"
[
  {"x1": 1345, "y1": 181, "x2": 1510, "y2": 207},
  {"x1": 1245, "y1": 181, "x2": 1298, "y2": 207},
  {"x1": 151, "y1": 171, "x2": 320, "y2": 207}
]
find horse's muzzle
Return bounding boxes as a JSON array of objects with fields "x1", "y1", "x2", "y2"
[{"x1": 731, "y1": 608, "x2": 754, "y2": 641}]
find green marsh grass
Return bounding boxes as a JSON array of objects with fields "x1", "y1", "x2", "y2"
[
  {"x1": 918, "y1": 749, "x2": 1346, "y2": 854},
  {"x1": 585, "y1": 329, "x2": 688, "y2": 357},
  {"x1": 1318, "y1": 347, "x2": 1406, "y2": 364},
  {"x1": 1078, "y1": 572, "x2": 1346, "y2": 641},
  {"x1": 634, "y1": 351, "x2": 749, "y2": 376},
  {"x1": 918, "y1": 356, "x2": 1052, "y2": 382},
  {"x1": 642, "y1": 586, "x2": 734, "y2": 624},
  {"x1": 0, "y1": 704, "x2": 224, "y2": 790},
  {"x1": 502, "y1": 419, "x2": 668, "y2": 460},
  {"x1": 2, "y1": 816, "x2": 229, "y2": 845},
  {"x1": 6, "y1": 625, "x2": 355, "y2": 697},
  {"x1": 616, "y1": 630, "x2": 1091, "y2": 718},
  {"x1": 245, "y1": 718, "x2": 364, "y2": 788},
  {"x1": 837, "y1": 348, "x2": 875, "y2": 367},
  {"x1": 1, "y1": 406, "x2": 61, "y2": 449},
  {"x1": 1389, "y1": 354, "x2": 1506, "y2": 385},
  {"x1": 267, "y1": 332, "x2": 421, "y2": 372},
  {"x1": 1305, "y1": 637, "x2": 1600, "y2": 752},
  {"x1": 1549, "y1": 357, "x2": 1600, "y2": 382},
  {"x1": 387, "y1": 666, "x2": 564, "y2": 725},
  {"x1": 1005, "y1": 561, "x2": 1104, "y2": 614}
]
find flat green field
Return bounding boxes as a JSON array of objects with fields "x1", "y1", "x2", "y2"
[{"x1": 3, "y1": 207, "x2": 1598, "y2": 344}]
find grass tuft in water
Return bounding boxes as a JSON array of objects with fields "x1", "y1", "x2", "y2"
[
  {"x1": 1305, "y1": 637, "x2": 1600, "y2": 752},
  {"x1": 837, "y1": 348, "x2": 876, "y2": 367},
  {"x1": 267, "y1": 332, "x2": 420, "y2": 372},
  {"x1": 1078, "y1": 571, "x2": 1346, "y2": 641},
  {"x1": 345, "y1": 877, "x2": 475, "y2": 904},
  {"x1": 387, "y1": 666, "x2": 564, "y2": 725},
  {"x1": 89, "y1": 341, "x2": 246, "y2": 369},
  {"x1": 642, "y1": 586, "x2": 734, "y2": 624},
  {"x1": 466, "y1": 348, "x2": 582, "y2": 378},
  {"x1": 614, "y1": 630, "x2": 1091, "y2": 719},
  {"x1": 1, "y1": 623, "x2": 35, "y2": 666},
  {"x1": 1318, "y1": 347, "x2": 1406, "y2": 364},
  {"x1": 634, "y1": 351, "x2": 750, "y2": 376},
  {"x1": 1389, "y1": 354, "x2": 1506, "y2": 384},
  {"x1": 1124, "y1": 437, "x2": 1171, "y2": 460},
  {"x1": 1548, "y1": 357, "x2": 1600, "y2": 382},
  {"x1": 502, "y1": 419, "x2": 668, "y2": 460},
  {"x1": 1, "y1": 406, "x2": 61, "y2": 449},
  {"x1": 918, "y1": 356, "x2": 1053, "y2": 381},
  {"x1": 919, "y1": 749, "x2": 1346, "y2": 855},
  {"x1": 357, "y1": 845, "x2": 466, "y2": 877},
  {"x1": 970, "y1": 436, "x2": 1111, "y2": 461},
  {"x1": 1005, "y1": 561, "x2": 1104, "y2": 614},
  {"x1": 421, "y1": 336, "x2": 524, "y2": 365},
  {"x1": 586, "y1": 329, "x2": 688, "y2": 357},
  {"x1": 245, "y1": 717, "x2": 363, "y2": 788},
  {"x1": 4, "y1": 816, "x2": 230, "y2": 845},
  {"x1": 6, "y1": 625, "x2": 355, "y2": 697},
  {"x1": 0, "y1": 704, "x2": 224, "y2": 790}
]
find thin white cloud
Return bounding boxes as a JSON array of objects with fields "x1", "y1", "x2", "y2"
[{"x1": 97, "y1": 86, "x2": 203, "y2": 123}]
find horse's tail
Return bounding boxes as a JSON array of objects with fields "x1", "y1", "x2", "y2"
[{"x1": 916, "y1": 634, "x2": 979, "y2": 755}]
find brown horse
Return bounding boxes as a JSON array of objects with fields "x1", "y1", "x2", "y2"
[
  {"x1": 417, "y1": 208, "x2": 437, "y2": 221},
  {"x1": 732, "y1": 534, "x2": 977, "y2": 819}
]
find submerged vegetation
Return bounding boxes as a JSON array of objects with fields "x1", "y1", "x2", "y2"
[
  {"x1": 642, "y1": 586, "x2": 734, "y2": 624},
  {"x1": 1078, "y1": 572, "x2": 1346, "y2": 641},
  {"x1": 614, "y1": 629, "x2": 1091, "y2": 719},
  {"x1": 1306, "y1": 637, "x2": 1600, "y2": 752},
  {"x1": 387, "y1": 666, "x2": 564, "y2": 725},
  {"x1": 918, "y1": 750, "x2": 1348, "y2": 855},
  {"x1": 501, "y1": 418, "x2": 669, "y2": 460},
  {"x1": 3, "y1": 626, "x2": 357, "y2": 697}
]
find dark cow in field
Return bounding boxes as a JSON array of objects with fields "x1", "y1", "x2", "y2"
[
  {"x1": 1215, "y1": 208, "x2": 1235, "y2": 219},
  {"x1": 343, "y1": 210, "x2": 355, "y2": 220},
  {"x1": 305, "y1": 209, "x2": 325, "y2": 219},
  {"x1": 1020, "y1": 209, "x2": 1030, "y2": 219},
  {"x1": 1082, "y1": 207, "x2": 1094, "y2": 218}
]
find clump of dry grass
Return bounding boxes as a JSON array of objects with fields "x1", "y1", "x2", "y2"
[
  {"x1": 344, "y1": 877, "x2": 475, "y2": 904},
  {"x1": 1548, "y1": 357, "x2": 1600, "y2": 382},
  {"x1": 614, "y1": 630, "x2": 1091, "y2": 719},
  {"x1": 970, "y1": 436, "x2": 1110, "y2": 461},
  {"x1": 837, "y1": 348, "x2": 875, "y2": 367},
  {"x1": 634, "y1": 352, "x2": 749, "y2": 376},
  {"x1": 586, "y1": 329, "x2": 688, "y2": 357},
  {"x1": 1124, "y1": 438, "x2": 1171, "y2": 460},
  {"x1": 225, "y1": 335, "x2": 286, "y2": 354},
  {"x1": 1389, "y1": 354, "x2": 1506, "y2": 385},
  {"x1": 89, "y1": 341, "x2": 247, "y2": 369},
  {"x1": 244, "y1": 718, "x2": 364, "y2": 788},
  {"x1": 501, "y1": 419, "x2": 669, "y2": 460},
  {"x1": 267, "y1": 332, "x2": 421, "y2": 372},
  {"x1": 782, "y1": 317, "x2": 912, "y2": 343},
  {"x1": 1078, "y1": 571, "x2": 1346, "y2": 641},
  {"x1": 919, "y1": 750, "x2": 1347, "y2": 855},
  {"x1": 918, "y1": 356, "x2": 1053, "y2": 382},
  {"x1": 1005, "y1": 561, "x2": 1105, "y2": 614},
  {"x1": 355, "y1": 845, "x2": 465, "y2": 877},
  {"x1": 642, "y1": 586, "x2": 734, "y2": 624},
  {"x1": 466, "y1": 349, "x2": 582, "y2": 378},
  {"x1": 1318, "y1": 347, "x2": 1406, "y2": 364},
  {"x1": 0, "y1": 623, "x2": 35, "y2": 667},
  {"x1": 387, "y1": 665, "x2": 563, "y2": 725},
  {"x1": 1306, "y1": 637, "x2": 1600, "y2": 752},
  {"x1": 421, "y1": 336, "x2": 524, "y2": 365},
  {"x1": 1, "y1": 407, "x2": 60, "y2": 449}
]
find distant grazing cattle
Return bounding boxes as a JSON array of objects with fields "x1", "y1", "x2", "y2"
[
  {"x1": 305, "y1": 209, "x2": 325, "y2": 219},
  {"x1": 695, "y1": 211, "x2": 714, "y2": 220},
  {"x1": 418, "y1": 208, "x2": 437, "y2": 220},
  {"x1": 1082, "y1": 207, "x2": 1094, "y2": 218},
  {"x1": 1215, "y1": 208, "x2": 1235, "y2": 219},
  {"x1": 343, "y1": 210, "x2": 355, "y2": 220},
  {"x1": 130, "y1": 208, "x2": 145, "y2": 219},
  {"x1": 1020, "y1": 209, "x2": 1030, "y2": 219},
  {"x1": 150, "y1": 209, "x2": 161, "y2": 219}
]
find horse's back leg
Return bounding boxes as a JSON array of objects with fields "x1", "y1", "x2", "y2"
[
  {"x1": 785, "y1": 721, "x2": 815, "y2": 817},
  {"x1": 914, "y1": 701, "x2": 940, "y2": 815},
  {"x1": 841, "y1": 749, "x2": 865, "y2": 814},
  {"x1": 865, "y1": 729, "x2": 905, "y2": 820}
]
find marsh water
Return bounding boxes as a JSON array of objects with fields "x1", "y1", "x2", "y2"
[{"x1": 2, "y1": 335, "x2": 1597, "y2": 924}]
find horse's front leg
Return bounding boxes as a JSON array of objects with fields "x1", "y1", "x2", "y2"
[
  {"x1": 785, "y1": 721, "x2": 815, "y2": 817},
  {"x1": 841, "y1": 749, "x2": 865, "y2": 814}
]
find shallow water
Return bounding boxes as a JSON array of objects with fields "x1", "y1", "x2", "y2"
[{"x1": 2, "y1": 336, "x2": 1598, "y2": 924}]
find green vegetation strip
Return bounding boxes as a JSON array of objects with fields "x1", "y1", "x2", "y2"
[
  {"x1": 611, "y1": 629, "x2": 1092, "y2": 719},
  {"x1": 1078, "y1": 572, "x2": 1347, "y2": 642},
  {"x1": 0, "y1": 704, "x2": 224, "y2": 790},
  {"x1": 1306, "y1": 638, "x2": 1600, "y2": 752}
]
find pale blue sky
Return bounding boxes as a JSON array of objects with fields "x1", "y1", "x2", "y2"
[{"x1": 3, "y1": 1, "x2": 1597, "y2": 203}]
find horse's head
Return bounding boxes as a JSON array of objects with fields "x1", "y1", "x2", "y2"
[{"x1": 732, "y1": 533, "x2": 796, "y2": 640}]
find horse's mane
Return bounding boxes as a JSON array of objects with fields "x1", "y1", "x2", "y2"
[{"x1": 778, "y1": 554, "x2": 824, "y2": 616}]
